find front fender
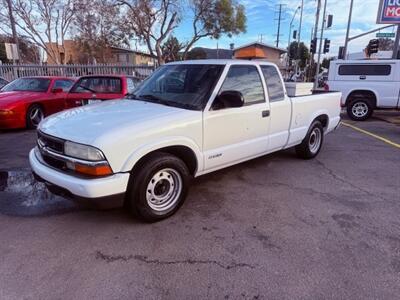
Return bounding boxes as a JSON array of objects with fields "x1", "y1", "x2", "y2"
[{"x1": 120, "y1": 136, "x2": 204, "y2": 174}]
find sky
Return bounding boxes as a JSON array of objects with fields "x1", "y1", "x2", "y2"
[{"x1": 171, "y1": 0, "x2": 392, "y2": 57}]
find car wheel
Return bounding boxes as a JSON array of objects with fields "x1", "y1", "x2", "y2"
[
  {"x1": 126, "y1": 152, "x2": 191, "y2": 222},
  {"x1": 26, "y1": 104, "x2": 44, "y2": 129},
  {"x1": 347, "y1": 99, "x2": 373, "y2": 121},
  {"x1": 295, "y1": 121, "x2": 324, "y2": 159}
]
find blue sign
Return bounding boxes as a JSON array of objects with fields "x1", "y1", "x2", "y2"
[{"x1": 377, "y1": 0, "x2": 400, "y2": 24}]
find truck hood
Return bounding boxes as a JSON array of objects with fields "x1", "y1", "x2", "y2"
[{"x1": 39, "y1": 99, "x2": 201, "y2": 145}]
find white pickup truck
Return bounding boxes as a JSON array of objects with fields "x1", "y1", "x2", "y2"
[
  {"x1": 326, "y1": 59, "x2": 400, "y2": 121},
  {"x1": 30, "y1": 60, "x2": 341, "y2": 222}
]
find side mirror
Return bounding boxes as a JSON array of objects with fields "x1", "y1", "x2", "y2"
[
  {"x1": 212, "y1": 90, "x2": 244, "y2": 110},
  {"x1": 51, "y1": 88, "x2": 63, "y2": 94}
]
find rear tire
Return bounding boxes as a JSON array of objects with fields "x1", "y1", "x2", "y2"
[
  {"x1": 346, "y1": 98, "x2": 373, "y2": 121},
  {"x1": 295, "y1": 121, "x2": 324, "y2": 159},
  {"x1": 26, "y1": 104, "x2": 44, "y2": 129},
  {"x1": 126, "y1": 152, "x2": 191, "y2": 222}
]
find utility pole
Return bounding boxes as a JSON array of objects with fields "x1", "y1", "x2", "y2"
[
  {"x1": 275, "y1": 4, "x2": 283, "y2": 47},
  {"x1": 297, "y1": 0, "x2": 304, "y2": 55},
  {"x1": 343, "y1": 0, "x2": 354, "y2": 60},
  {"x1": 5, "y1": 0, "x2": 20, "y2": 63},
  {"x1": 392, "y1": 25, "x2": 400, "y2": 59},
  {"x1": 314, "y1": 0, "x2": 328, "y2": 90}
]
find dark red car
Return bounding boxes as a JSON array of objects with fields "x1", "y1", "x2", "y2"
[
  {"x1": 65, "y1": 75, "x2": 141, "y2": 108},
  {"x1": 0, "y1": 76, "x2": 75, "y2": 129}
]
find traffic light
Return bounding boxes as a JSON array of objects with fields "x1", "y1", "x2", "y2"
[
  {"x1": 293, "y1": 30, "x2": 297, "y2": 40},
  {"x1": 326, "y1": 15, "x2": 333, "y2": 28},
  {"x1": 323, "y1": 39, "x2": 331, "y2": 53},
  {"x1": 366, "y1": 39, "x2": 379, "y2": 56},
  {"x1": 310, "y1": 38, "x2": 317, "y2": 54}
]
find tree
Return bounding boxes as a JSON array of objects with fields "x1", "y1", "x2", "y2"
[
  {"x1": 378, "y1": 38, "x2": 394, "y2": 51},
  {"x1": 11, "y1": 0, "x2": 76, "y2": 64},
  {"x1": 288, "y1": 41, "x2": 309, "y2": 69},
  {"x1": 0, "y1": 34, "x2": 40, "y2": 63},
  {"x1": 186, "y1": 47, "x2": 207, "y2": 60},
  {"x1": 161, "y1": 35, "x2": 183, "y2": 62},
  {"x1": 117, "y1": 0, "x2": 180, "y2": 65},
  {"x1": 321, "y1": 57, "x2": 333, "y2": 69},
  {"x1": 71, "y1": 0, "x2": 130, "y2": 63},
  {"x1": 181, "y1": 0, "x2": 246, "y2": 59}
]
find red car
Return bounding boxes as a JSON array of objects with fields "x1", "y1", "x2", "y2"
[
  {"x1": 0, "y1": 76, "x2": 75, "y2": 129},
  {"x1": 65, "y1": 75, "x2": 141, "y2": 108}
]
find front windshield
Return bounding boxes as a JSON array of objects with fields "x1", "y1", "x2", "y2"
[
  {"x1": 1, "y1": 78, "x2": 51, "y2": 92},
  {"x1": 130, "y1": 64, "x2": 224, "y2": 110}
]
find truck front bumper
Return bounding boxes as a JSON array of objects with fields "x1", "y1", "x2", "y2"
[{"x1": 29, "y1": 148, "x2": 130, "y2": 208}]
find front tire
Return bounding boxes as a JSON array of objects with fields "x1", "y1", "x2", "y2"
[
  {"x1": 295, "y1": 121, "x2": 324, "y2": 159},
  {"x1": 126, "y1": 152, "x2": 191, "y2": 222},
  {"x1": 347, "y1": 98, "x2": 373, "y2": 121},
  {"x1": 26, "y1": 104, "x2": 44, "y2": 129}
]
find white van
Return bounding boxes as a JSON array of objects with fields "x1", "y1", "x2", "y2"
[{"x1": 326, "y1": 60, "x2": 400, "y2": 120}]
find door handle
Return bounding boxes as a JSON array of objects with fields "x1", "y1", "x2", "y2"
[
  {"x1": 262, "y1": 110, "x2": 270, "y2": 118},
  {"x1": 359, "y1": 75, "x2": 366, "y2": 80}
]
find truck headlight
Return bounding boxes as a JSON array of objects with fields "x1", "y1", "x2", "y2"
[{"x1": 64, "y1": 141, "x2": 105, "y2": 161}]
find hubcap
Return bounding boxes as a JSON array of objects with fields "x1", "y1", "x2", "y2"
[
  {"x1": 30, "y1": 107, "x2": 44, "y2": 126},
  {"x1": 146, "y1": 168, "x2": 182, "y2": 212},
  {"x1": 352, "y1": 102, "x2": 368, "y2": 118},
  {"x1": 309, "y1": 127, "x2": 322, "y2": 154}
]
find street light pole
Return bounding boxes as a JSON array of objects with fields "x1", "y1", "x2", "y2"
[
  {"x1": 343, "y1": 0, "x2": 354, "y2": 60},
  {"x1": 392, "y1": 25, "x2": 400, "y2": 59},
  {"x1": 314, "y1": 0, "x2": 327, "y2": 90},
  {"x1": 288, "y1": 6, "x2": 301, "y2": 49}
]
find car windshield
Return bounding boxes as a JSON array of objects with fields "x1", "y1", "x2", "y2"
[
  {"x1": 128, "y1": 64, "x2": 224, "y2": 110},
  {"x1": 71, "y1": 77, "x2": 122, "y2": 94},
  {"x1": 1, "y1": 78, "x2": 51, "y2": 92}
]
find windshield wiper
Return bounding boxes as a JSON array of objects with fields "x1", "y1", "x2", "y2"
[
  {"x1": 138, "y1": 94, "x2": 163, "y2": 101},
  {"x1": 78, "y1": 85, "x2": 96, "y2": 93}
]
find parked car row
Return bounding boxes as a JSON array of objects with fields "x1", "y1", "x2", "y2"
[{"x1": 0, "y1": 75, "x2": 141, "y2": 129}]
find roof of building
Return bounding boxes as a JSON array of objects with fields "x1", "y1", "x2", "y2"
[
  {"x1": 110, "y1": 46, "x2": 157, "y2": 58},
  {"x1": 233, "y1": 42, "x2": 287, "y2": 54}
]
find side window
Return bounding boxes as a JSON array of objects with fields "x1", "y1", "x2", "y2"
[
  {"x1": 261, "y1": 66, "x2": 285, "y2": 102},
  {"x1": 219, "y1": 65, "x2": 265, "y2": 105},
  {"x1": 338, "y1": 64, "x2": 391, "y2": 76},
  {"x1": 53, "y1": 80, "x2": 74, "y2": 92}
]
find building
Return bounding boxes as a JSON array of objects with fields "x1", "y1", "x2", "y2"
[
  {"x1": 233, "y1": 42, "x2": 287, "y2": 68},
  {"x1": 110, "y1": 47, "x2": 157, "y2": 66},
  {"x1": 44, "y1": 41, "x2": 157, "y2": 66}
]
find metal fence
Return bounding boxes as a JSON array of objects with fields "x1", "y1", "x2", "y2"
[{"x1": 0, "y1": 64, "x2": 155, "y2": 81}]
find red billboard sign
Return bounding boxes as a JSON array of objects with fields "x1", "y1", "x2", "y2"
[{"x1": 377, "y1": 0, "x2": 400, "y2": 23}]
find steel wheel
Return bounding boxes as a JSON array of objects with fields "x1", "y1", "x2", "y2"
[
  {"x1": 308, "y1": 127, "x2": 322, "y2": 154},
  {"x1": 351, "y1": 102, "x2": 369, "y2": 118},
  {"x1": 146, "y1": 168, "x2": 183, "y2": 212},
  {"x1": 29, "y1": 106, "x2": 44, "y2": 127}
]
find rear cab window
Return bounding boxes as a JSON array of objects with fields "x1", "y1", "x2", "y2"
[
  {"x1": 260, "y1": 65, "x2": 285, "y2": 102},
  {"x1": 71, "y1": 77, "x2": 122, "y2": 94}
]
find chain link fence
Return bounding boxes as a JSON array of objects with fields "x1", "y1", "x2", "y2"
[{"x1": 0, "y1": 64, "x2": 155, "y2": 81}]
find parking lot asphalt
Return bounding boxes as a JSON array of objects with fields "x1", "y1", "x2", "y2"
[{"x1": 0, "y1": 113, "x2": 399, "y2": 299}]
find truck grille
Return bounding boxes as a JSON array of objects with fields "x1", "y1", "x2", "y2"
[
  {"x1": 37, "y1": 131, "x2": 67, "y2": 171},
  {"x1": 37, "y1": 131, "x2": 64, "y2": 154}
]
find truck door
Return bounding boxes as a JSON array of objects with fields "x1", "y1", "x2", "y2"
[
  {"x1": 260, "y1": 65, "x2": 291, "y2": 151},
  {"x1": 203, "y1": 64, "x2": 270, "y2": 170}
]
